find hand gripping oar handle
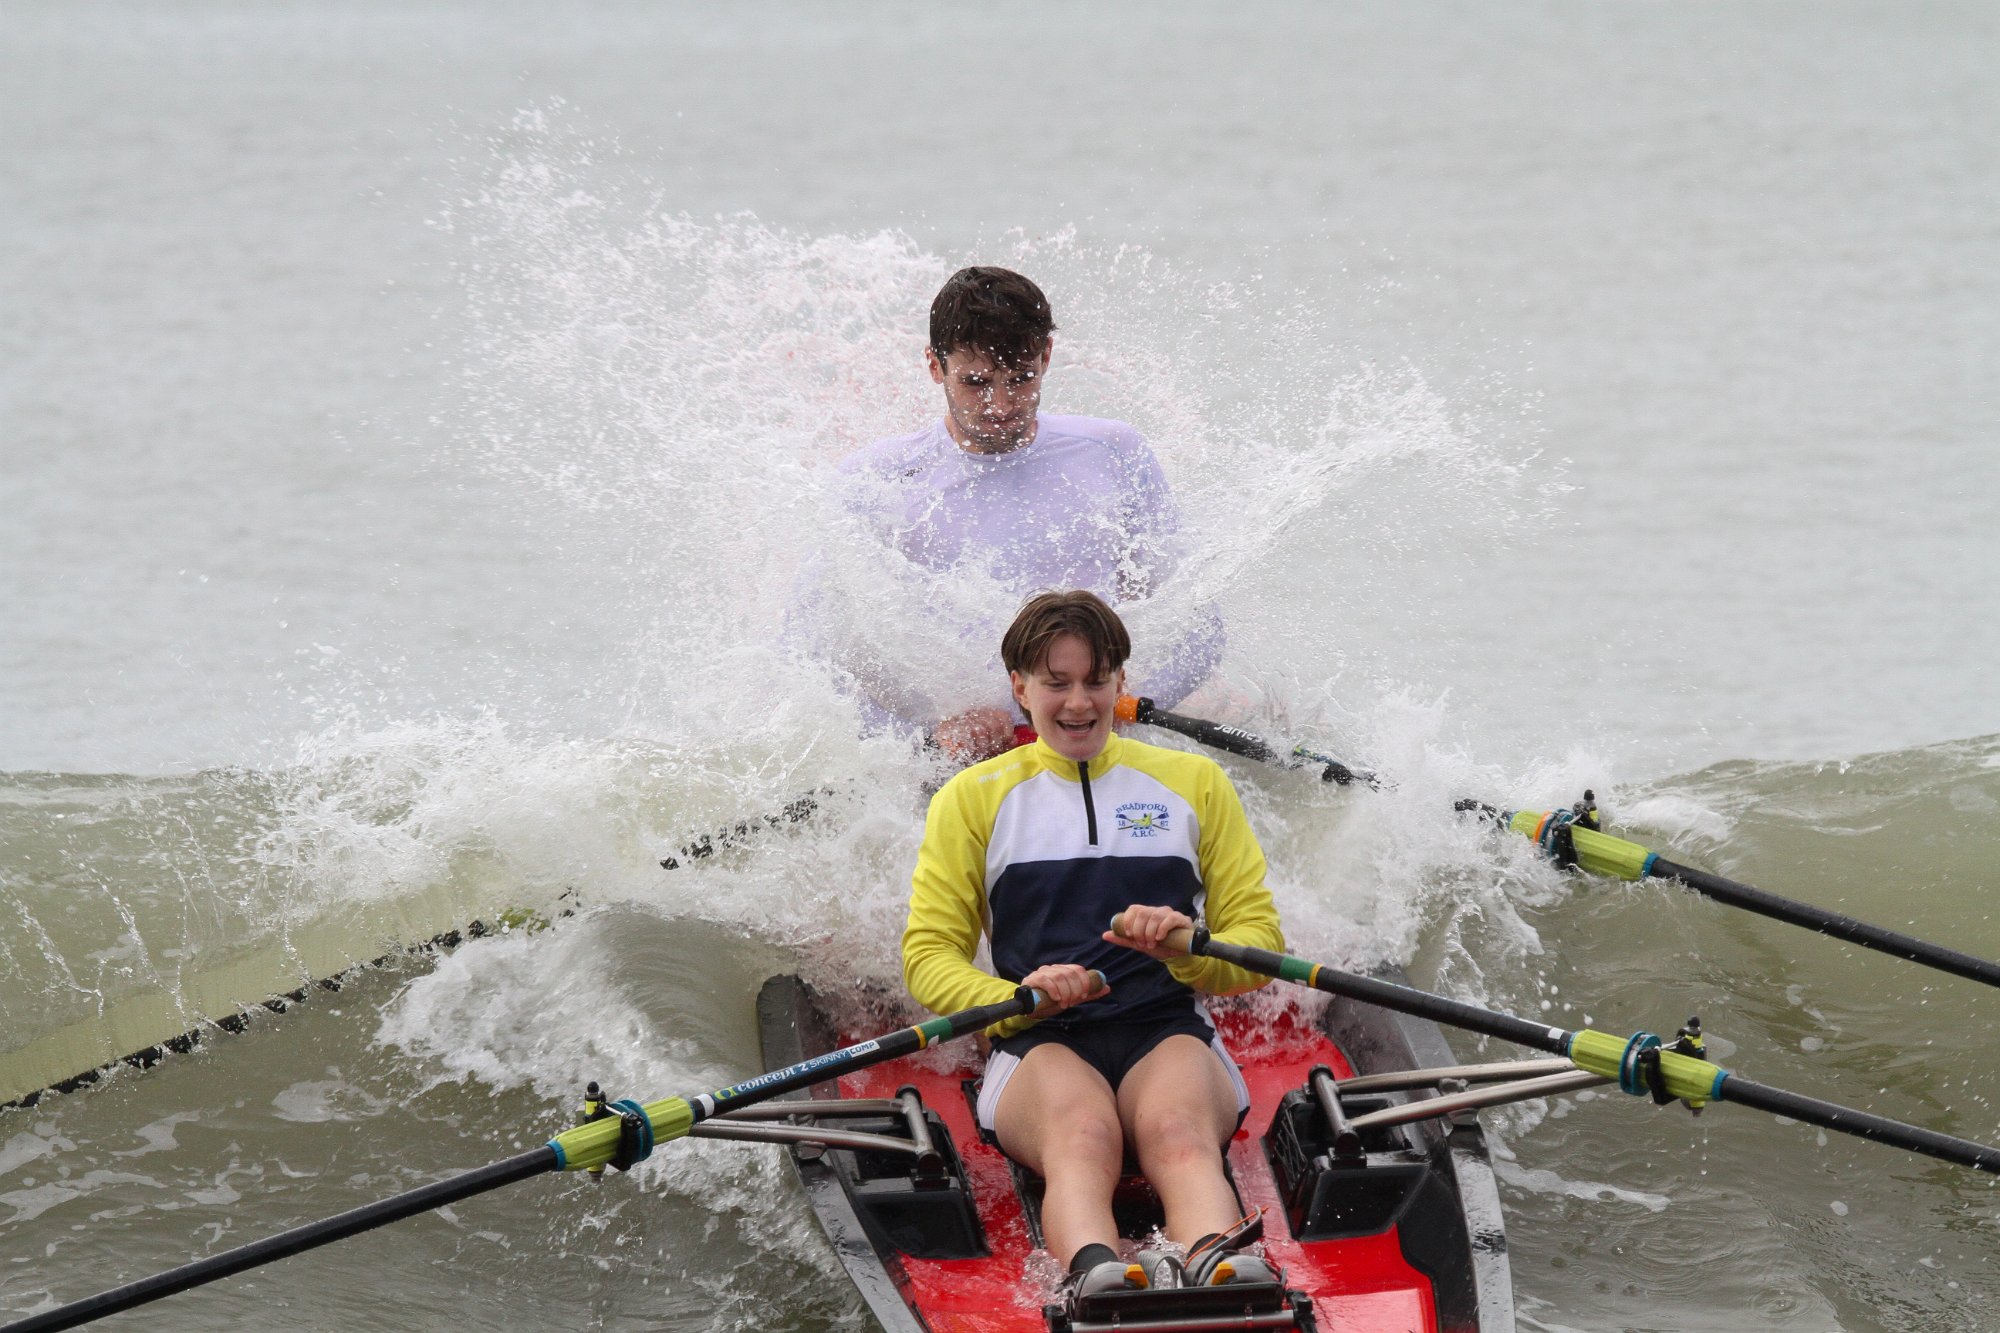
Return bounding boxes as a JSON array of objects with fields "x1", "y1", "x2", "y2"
[
  {"x1": 0, "y1": 980, "x2": 1089, "y2": 1333},
  {"x1": 1116, "y1": 696, "x2": 1378, "y2": 788},
  {"x1": 1107, "y1": 915, "x2": 2000, "y2": 1177},
  {"x1": 1109, "y1": 915, "x2": 1565, "y2": 1053}
]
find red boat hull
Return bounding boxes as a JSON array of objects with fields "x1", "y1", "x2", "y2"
[{"x1": 757, "y1": 977, "x2": 1512, "y2": 1333}]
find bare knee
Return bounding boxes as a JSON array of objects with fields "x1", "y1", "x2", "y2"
[
  {"x1": 993, "y1": 1047, "x2": 1125, "y2": 1181},
  {"x1": 1130, "y1": 1110, "x2": 1226, "y2": 1173},
  {"x1": 1042, "y1": 1108, "x2": 1125, "y2": 1175}
]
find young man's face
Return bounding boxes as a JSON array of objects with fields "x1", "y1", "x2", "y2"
[
  {"x1": 926, "y1": 340, "x2": 1051, "y2": 455},
  {"x1": 1011, "y1": 632, "x2": 1124, "y2": 762}
]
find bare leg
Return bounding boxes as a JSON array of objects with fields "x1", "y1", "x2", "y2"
[
  {"x1": 991, "y1": 1043, "x2": 1125, "y2": 1268},
  {"x1": 1116, "y1": 1034, "x2": 1242, "y2": 1246}
]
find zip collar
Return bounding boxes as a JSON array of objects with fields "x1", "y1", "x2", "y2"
[{"x1": 1030, "y1": 733, "x2": 1124, "y2": 782}]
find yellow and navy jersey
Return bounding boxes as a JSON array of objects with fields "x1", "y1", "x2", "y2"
[{"x1": 903, "y1": 733, "x2": 1283, "y2": 1037}]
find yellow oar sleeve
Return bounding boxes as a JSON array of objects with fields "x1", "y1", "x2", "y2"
[
  {"x1": 1507, "y1": 810, "x2": 1658, "y2": 881},
  {"x1": 548, "y1": 1096, "x2": 696, "y2": 1172}
]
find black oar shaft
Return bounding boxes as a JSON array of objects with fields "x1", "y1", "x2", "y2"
[
  {"x1": 1651, "y1": 858, "x2": 2000, "y2": 989},
  {"x1": 690, "y1": 984, "x2": 1053, "y2": 1121},
  {"x1": 661, "y1": 788, "x2": 827, "y2": 870},
  {"x1": 1208, "y1": 939, "x2": 1570, "y2": 1056},
  {"x1": 1717, "y1": 1076, "x2": 2000, "y2": 1175},
  {"x1": 1131, "y1": 921, "x2": 2000, "y2": 1179},
  {"x1": 1135, "y1": 703, "x2": 1374, "y2": 786},
  {"x1": 1127, "y1": 700, "x2": 2000, "y2": 998},
  {"x1": 1140, "y1": 706, "x2": 1281, "y2": 765},
  {"x1": 4, "y1": 1149, "x2": 556, "y2": 1333},
  {"x1": 4, "y1": 986, "x2": 1052, "y2": 1333}
]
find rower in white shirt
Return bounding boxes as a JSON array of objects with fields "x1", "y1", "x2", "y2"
[{"x1": 788, "y1": 266, "x2": 1223, "y2": 761}]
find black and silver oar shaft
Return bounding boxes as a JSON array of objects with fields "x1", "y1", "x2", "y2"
[
  {"x1": 1111, "y1": 916, "x2": 2000, "y2": 1177},
  {"x1": 1, "y1": 983, "x2": 1068, "y2": 1333}
]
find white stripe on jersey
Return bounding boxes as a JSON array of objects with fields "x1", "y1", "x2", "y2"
[{"x1": 983, "y1": 763, "x2": 1202, "y2": 888}]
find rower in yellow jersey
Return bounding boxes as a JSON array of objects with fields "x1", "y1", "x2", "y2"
[{"x1": 901, "y1": 589, "x2": 1285, "y2": 1300}]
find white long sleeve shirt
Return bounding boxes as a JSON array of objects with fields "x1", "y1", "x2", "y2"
[{"x1": 790, "y1": 414, "x2": 1224, "y2": 732}]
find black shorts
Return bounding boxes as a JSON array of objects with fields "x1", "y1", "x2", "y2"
[{"x1": 975, "y1": 1015, "x2": 1250, "y2": 1133}]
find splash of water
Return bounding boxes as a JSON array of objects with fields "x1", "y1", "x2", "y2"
[
  {"x1": 439, "y1": 103, "x2": 1553, "y2": 748},
  {"x1": 6, "y1": 102, "x2": 1566, "y2": 1127}
]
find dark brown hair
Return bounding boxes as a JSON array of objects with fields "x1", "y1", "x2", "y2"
[
  {"x1": 1001, "y1": 590, "x2": 1131, "y2": 680},
  {"x1": 929, "y1": 267, "x2": 1056, "y2": 366}
]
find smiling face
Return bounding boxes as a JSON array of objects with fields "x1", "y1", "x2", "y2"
[
  {"x1": 1011, "y1": 631, "x2": 1124, "y2": 762},
  {"x1": 926, "y1": 341, "x2": 1050, "y2": 455}
]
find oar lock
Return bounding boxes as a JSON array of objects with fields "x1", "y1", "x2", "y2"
[
  {"x1": 1459, "y1": 790, "x2": 1611, "y2": 875},
  {"x1": 1535, "y1": 791, "x2": 1602, "y2": 871},
  {"x1": 1615, "y1": 1018, "x2": 1710, "y2": 1115},
  {"x1": 579, "y1": 1080, "x2": 656, "y2": 1176}
]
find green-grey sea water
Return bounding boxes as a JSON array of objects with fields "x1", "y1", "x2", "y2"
[{"x1": 5, "y1": 3, "x2": 1997, "y2": 1329}]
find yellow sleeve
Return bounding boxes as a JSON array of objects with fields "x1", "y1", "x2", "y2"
[
  {"x1": 1165, "y1": 761, "x2": 1284, "y2": 995},
  {"x1": 902, "y1": 770, "x2": 1025, "y2": 1033}
]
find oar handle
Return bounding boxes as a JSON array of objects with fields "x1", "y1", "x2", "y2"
[
  {"x1": 1025, "y1": 970, "x2": 1112, "y2": 1015},
  {"x1": 1108, "y1": 913, "x2": 1199, "y2": 957}
]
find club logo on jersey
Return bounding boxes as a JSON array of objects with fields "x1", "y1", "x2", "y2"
[{"x1": 1115, "y1": 802, "x2": 1171, "y2": 838}]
